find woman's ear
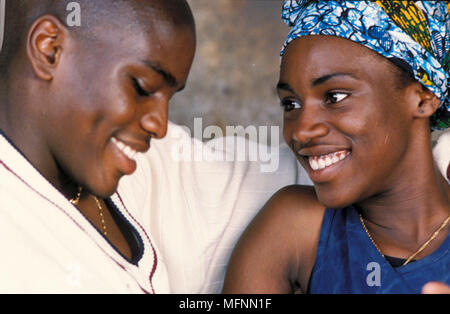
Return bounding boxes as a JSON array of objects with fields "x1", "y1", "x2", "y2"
[
  {"x1": 408, "y1": 83, "x2": 441, "y2": 119},
  {"x1": 26, "y1": 15, "x2": 67, "y2": 81}
]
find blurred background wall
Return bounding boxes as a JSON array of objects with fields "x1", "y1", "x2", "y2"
[{"x1": 170, "y1": 0, "x2": 287, "y2": 141}]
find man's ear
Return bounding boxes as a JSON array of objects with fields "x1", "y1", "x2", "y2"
[
  {"x1": 26, "y1": 15, "x2": 67, "y2": 81},
  {"x1": 407, "y1": 82, "x2": 441, "y2": 119}
]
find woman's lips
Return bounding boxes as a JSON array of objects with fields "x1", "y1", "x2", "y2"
[
  {"x1": 308, "y1": 150, "x2": 351, "y2": 171},
  {"x1": 299, "y1": 149, "x2": 351, "y2": 183}
]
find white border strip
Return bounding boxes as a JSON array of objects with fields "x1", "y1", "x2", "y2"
[{"x1": 0, "y1": 0, "x2": 5, "y2": 53}]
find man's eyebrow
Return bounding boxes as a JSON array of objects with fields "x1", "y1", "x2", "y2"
[
  {"x1": 311, "y1": 72, "x2": 357, "y2": 87},
  {"x1": 142, "y1": 60, "x2": 179, "y2": 89}
]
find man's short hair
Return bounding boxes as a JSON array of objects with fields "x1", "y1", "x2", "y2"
[{"x1": 0, "y1": 0, "x2": 194, "y2": 80}]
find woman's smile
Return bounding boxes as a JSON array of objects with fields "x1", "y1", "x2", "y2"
[
  {"x1": 307, "y1": 150, "x2": 351, "y2": 171},
  {"x1": 298, "y1": 148, "x2": 352, "y2": 183}
]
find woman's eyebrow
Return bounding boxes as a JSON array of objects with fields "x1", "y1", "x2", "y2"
[
  {"x1": 311, "y1": 72, "x2": 357, "y2": 87},
  {"x1": 276, "y1": 82, "x2": 295, "y2": 93},
  {"x1": 276, "y1": 72, "x2": 358, "y2": 93}
]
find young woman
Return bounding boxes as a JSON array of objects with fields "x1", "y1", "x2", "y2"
[{"x1": 223, "y1": 0, "x2": 450, "y2": 294}]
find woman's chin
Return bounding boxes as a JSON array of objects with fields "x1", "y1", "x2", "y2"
[{"x1": 316, "y1": 191, "x2": 353, "y2": 210}]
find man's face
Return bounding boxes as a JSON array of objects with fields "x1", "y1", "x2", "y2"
[{"x1": 43, "y1": 17, "x2": 195, "y2": 197}]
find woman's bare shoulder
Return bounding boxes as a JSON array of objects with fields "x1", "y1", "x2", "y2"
[
  {"x1": 237, "y1": 184, "x2": 325, "y2": 256},
  {"x1": 222, "y1": 185, "x2": 325, "y2": 293},
  {"x1": 270, "y1": 184, "x2": 323, "y2": 207},
  {"x1": 262, "y1": 184, "x2": 325, "y2": 225}
]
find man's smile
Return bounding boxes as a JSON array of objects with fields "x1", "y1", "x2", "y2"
[{"x1": 111, "y1": 137, "x2": 139, "y2": 161}]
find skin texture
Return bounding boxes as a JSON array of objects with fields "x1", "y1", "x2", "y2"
[
  {"x1": 0, "y1": 0, "x2": 196, "y2": 260},
  {"x1": 222, "y1": 35, "x2": 450, "y2": 294},
  {"x1": 422, "y1": 282, "x2": 450, "y2": 294}
]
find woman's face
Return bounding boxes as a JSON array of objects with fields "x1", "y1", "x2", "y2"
[
  {"x1": 41, "y1": 19, "x2": 196, "y2": 197},
  {"x1": 279, "y1": 35, "x2": 416, "y2": 208}
]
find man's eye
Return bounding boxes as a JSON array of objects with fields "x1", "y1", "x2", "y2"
[
  {"x1": 280, "y1": 98, "x2": 302, "y2": 112},
  {"x1": 325, "y1": 92, "x2": 349, "y2": 104},
  {"x1": 132, "y1": 77, "x2": 151, "y2": 97}
]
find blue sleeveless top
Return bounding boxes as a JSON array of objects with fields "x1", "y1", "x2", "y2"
[{"x1": 308, "y1": 207, "x2": 450, "y2": 294}]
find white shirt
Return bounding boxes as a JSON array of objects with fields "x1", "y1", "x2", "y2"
[
  {"x1": 0, "y1": 122, "x2": 309, "y2": 293},
  {"x1": 119, "y1": 122, "x2": 310, "y2": 293},
  {"x1": 433, "y1": 130, "x2": 450, "y2": 184},
  {"x1": 0, "y1": 131, "x2": 170, "y2": 293}
]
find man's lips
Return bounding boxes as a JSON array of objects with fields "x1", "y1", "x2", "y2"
[
  {"x1": 111, "y1": 136, "x2": 151, "y2": 160},
  {"x1": 111, "y1": 137, "x2": 138, "y2": 161},
  {"x1": 109, "y1": 136, "x2": 151, "y2": 175}
]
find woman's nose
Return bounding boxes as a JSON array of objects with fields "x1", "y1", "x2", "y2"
[{"x1": 289, "y1": 106, "x2": 329, "y2": 144}]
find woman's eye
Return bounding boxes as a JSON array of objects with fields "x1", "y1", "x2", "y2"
[
  {"x1": 325, "y1": 92, "x2": 349, "y2": 104},
  {"x1": 132, "y1": 77, "x2": 151, "y2": 97},
  {"x1": 280, "y1": 98, "x2": 302, "y2": 112}
]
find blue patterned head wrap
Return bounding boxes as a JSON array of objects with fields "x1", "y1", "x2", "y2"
[{"x1": 281, "y1": 0, "x2": 450, "y2": 130}]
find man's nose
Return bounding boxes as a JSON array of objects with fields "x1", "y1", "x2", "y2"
[{"x1": 139, "y1": 97, "x2": 169, "y2": 139}]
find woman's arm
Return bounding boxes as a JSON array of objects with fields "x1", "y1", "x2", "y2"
[{"x1": 222, "y1": 185, "x2": 324, "y2": 294}]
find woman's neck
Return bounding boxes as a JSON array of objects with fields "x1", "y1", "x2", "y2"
[{"x1": 356, "y1": 132, "x2": 450, "y2": 258}]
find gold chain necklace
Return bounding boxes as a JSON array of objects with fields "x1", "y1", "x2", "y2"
[
  {"x1": 69, "y1": 186, "x2": 83, "y2": 206},
  {"x1": 93, "y1": 196, "x2": 108, "y2": 237},
  {"x1": 359, "y1": 213, "x2": 450, "y2": 266},
  {"x1": 70, "y1": 187, "x2": 108, "y2": 237}
]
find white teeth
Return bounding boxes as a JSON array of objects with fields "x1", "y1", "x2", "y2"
[
  {"x1": 311, "y1": 159, "x2": 319, "y2": 171},
  {"x1": 308, "y1": 150, "x2": 350, "y2": 171},
  {"x1": 111, "y1": 137, "x2": 137, "y2": 161},
  {"x1": 318, "y1": 159, "x2": 326, "y2": 169}
]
